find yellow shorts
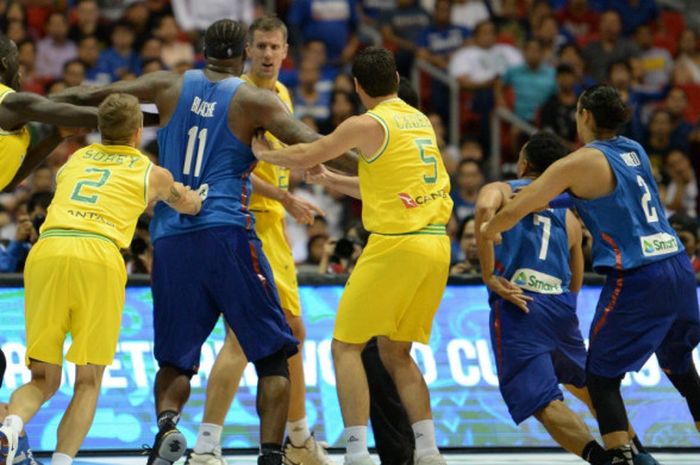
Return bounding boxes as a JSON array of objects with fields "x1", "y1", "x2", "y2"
[
  {"x1": 255, "y1": 212, "x2": 301, "y2": 316},
  {"x1": 334, "y1": 233, "x2": 450, "y2": 344},
  {"x1": 24, "y1": 232, "x2": 127, "y2": 366}
]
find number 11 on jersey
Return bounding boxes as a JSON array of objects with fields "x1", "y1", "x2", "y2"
[{"x1": 183, "y1": 126, "x2": 208, "y2": 177}]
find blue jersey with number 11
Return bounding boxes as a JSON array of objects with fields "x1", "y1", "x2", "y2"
[
  {"x1": 572, "y1": 136, "x2": 683, "y2": 272},
  {"x1": 151, "y1": 70, "x2": 256, "y2": 243}
]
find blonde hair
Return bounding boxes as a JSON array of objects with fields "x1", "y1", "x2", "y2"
[{"x1": 98, "y1": 93, "x2": 143, "y2": 143}]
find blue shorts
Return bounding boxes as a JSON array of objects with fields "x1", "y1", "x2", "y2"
[
  {"x1": 588, "y1": 253, "x2": 700, "y2": 378},
  {"x1": 151, "y1": 226, "x2": 298, "y2": 372},
  {"x1": 490, "y1": 292, "x2": 586, "y2": 424}
]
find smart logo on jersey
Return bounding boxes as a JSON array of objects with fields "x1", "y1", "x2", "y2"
[
  {"x1": 620, "y1": 151, "x2": 641, "y2": 167},
  {"x1": 640, "y1": 232, "x2": 679, "y2": 257},
  {"x1": 398, "y1": 192, "x2": 418, "y2": 208},
  {"x1": 510, "y1": 268, "x2": 563, "y2": 294}
]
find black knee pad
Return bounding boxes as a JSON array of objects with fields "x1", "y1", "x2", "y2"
[
  {"x1": 159, "y1": 362, "x2": 196, "y2": 379},
  {"x1": 254, "y1": 349, "x2": 289, "y2": 379},
  {"x1": 667, "y1": 370, "x2": 700, "y2": 421},
  {"x1": 586, "y1": 373, "x2": 629, "y2": 435}
]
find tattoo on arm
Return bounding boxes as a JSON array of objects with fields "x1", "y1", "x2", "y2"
[{"x1": 166, "y1": 185, "x2": 182, "y2": 204}]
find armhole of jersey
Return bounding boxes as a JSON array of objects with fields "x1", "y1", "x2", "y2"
[
  {"x1": 144, "y1": 161, "x2": 154, "y2": 205},
  {"x1": 363, "y1": 112, "x2": 389, "y2": 164},
  {"x1": 0, "y1": 89, "x2": 12, "y2": 104}
]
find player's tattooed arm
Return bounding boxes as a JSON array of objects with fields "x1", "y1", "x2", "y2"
[
  {"x1": 148, "y1": 165, "x2": 202, "y2": 215},
  {"x1": 251, "y1": 174, "x2": 324, "y2": 225},
  {"x1": 242, "y1": 86, "x2": 359, "y2": 174},
  {"x1": 49, "y1": 71, "x2": 178, "y2": 105},
  {"x1": 566, "y1": 210, "x2": 584, "y2": 294}
]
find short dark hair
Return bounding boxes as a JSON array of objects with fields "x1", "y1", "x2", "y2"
[
  {"x1": 204, "y1": 19, "x2": 247, "y2": 59},
  {"x1": 352, "y1": 47, "x2": 398, "y2": 97},
  {"x1": 457, "y1": 215, "x2": 475, "y2": 240},
  {"x1": 578, "y1": 85, "x2": 629, "y2": 131},
  {"x1": 28, "y1": 191, "x2": 54, "y2": 213},
  {"x1": 248, "y1": 15, "x2": 288, "y2": 43},
  {"x1": 522, "y1": 132, "x2": 568, "y2": 174},
  {"x1": 398, "y1": 76, "x2": 418, "y2": 107}
]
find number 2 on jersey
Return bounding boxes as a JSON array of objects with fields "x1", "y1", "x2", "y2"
[
  {"x1": 637, "y1": 175, "x2": 659, "y2": 223},
  {"x1": 533, "y1": 214, "x2": 551, "y2": 260},
  {"x1": 71, "y1": 168, "x2": 111, "y2": 204},
  {"x1": 415, "y1": 138, "x2": 438, "y2": 184},
  {"x1": 183, "y1": 126, "x2": 208, "y2": 177}
]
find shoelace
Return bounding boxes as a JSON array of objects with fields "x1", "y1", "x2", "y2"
[{"x1": 141, "y1": 444, "x2": 154, "y2": 456}]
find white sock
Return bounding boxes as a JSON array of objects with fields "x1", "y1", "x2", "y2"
[
  {"x1": 287, "y1": 417, "x2": 311, "y2": 446},
  {"x1": 51, "y1": 452, "x2": 73, "y2": 465},
  {"x1": 2, "y1": 414, "x2": 24, "y2": 436},
  {"x1": 343, "y1": 426, "x2": 369, "y2": 460},
  {"x1": 412, "y1": 420, "x2": 439, "y2": 459},
  {"x1": 193, "y1": 423, "x2": 222, "y2": 454}
]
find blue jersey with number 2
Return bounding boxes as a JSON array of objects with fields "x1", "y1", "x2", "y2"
[
  {"x1": 152, "y1": 70, "x2": 256, "y2": 242},
  {"x1": 572, "y1": 136, "x2": 683, "y2": 272}
]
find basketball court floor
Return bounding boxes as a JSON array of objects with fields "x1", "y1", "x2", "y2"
[{"x1": 63, "y1": 451, "x2": 700, "y2": 465}]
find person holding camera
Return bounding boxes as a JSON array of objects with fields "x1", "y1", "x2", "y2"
[{"x1": 0, "y1": 213, "x2": 33, "y2": 272}]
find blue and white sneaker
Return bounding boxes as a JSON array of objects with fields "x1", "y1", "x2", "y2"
[
  {"x1": 0, "y1": 425, "x2": 18, "y2": 465},
  {"x1": 13, "y1": 435, "x2": 42, "y2": 465}
]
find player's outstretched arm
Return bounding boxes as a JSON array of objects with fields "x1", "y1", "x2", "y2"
[
  {"x1": 241, "y1": 86, "x2": 360, "y2": 174},
  {"x1": 49, "y1": 71, "x2": 178, "y2": 105},
  {"x1": 148, "y1": 165, "x2": 202, "y2": 215},
  {"x1": 0, "y1": 92, "x2": 98, "y2": 128},
  {"x1": 251, "y1": 174, "x2": 324, "y2": 225},
  {"x1": 566, "y1": 210, "x2": 584, "y2": 294},
  {"x1": 482, "y1": 153, "x2": 586, "y2": 241},
  {"x1": 305, "y1": 164, "x2": 361, "y2": 199},
  {"x1": 475, "y1": 182, "x2": 533, "y2": 313},
  {"x1": 253, "y1": 114, "x2": 378, "y2": 171}
]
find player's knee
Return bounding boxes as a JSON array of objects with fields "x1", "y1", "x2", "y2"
[
  {"x1": 30, "y1": 369, "x2": 61, "y2": 399},
  {"x1": 73, "y1": 366, "x2": 105, "y2": 392},
  {"x1": 666, "y1": 369, "x2": 700, "y2": 421},
  {"x1": 534, "y1": 399, "x2": 564, "y2": 423},
  {"x1": 254, "y1": 349, "x2": 289, "y2": 379},
  {"x1": 158, "y1": 363, "x2": 196, "y2": 380},
  {"x1": 331, "y1": 338, "x2": 362, "y2": 360},
  {"x1": 586, "y1": 373, "x2": 628, "y2": 434},
  {"x1": 377, "y1": 338, "x2": 411, "y2": 367}
]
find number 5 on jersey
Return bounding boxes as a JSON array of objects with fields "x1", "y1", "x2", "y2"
[{"x1": 183, "y1": 126, "x2": 208, "y2": 177}]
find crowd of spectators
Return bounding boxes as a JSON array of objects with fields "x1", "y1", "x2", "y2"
[{"x1": 2, "y1": 0, "x2": 700, "y2": 277}]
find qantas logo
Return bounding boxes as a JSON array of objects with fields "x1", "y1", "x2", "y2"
[{"x1": 398, "y1": 192, "x2": 418, "y2": 208}]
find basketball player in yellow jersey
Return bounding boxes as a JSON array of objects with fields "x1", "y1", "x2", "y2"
[
  {"x1": 0, "y1": 34, "x2": 98, "y2": 191},
  {"x1": 185, "y1": 17, "x2": 329, "y2": 465},
  {"x1": 253, "y1": 47, "x2": 452, "y2": 465},
  {"x1": 0, "y1": 94, "x2": 202, "y2": 465}
]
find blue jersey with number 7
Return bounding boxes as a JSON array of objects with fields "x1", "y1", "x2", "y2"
[
  {"x1": 152, "y1": 70, "x2": 256, "y2": 243},
  {"x1": 572, "y1": 136, "x2": 684, "y2": 272}
]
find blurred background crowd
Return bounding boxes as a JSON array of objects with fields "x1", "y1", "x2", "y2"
[{"x1": 2, "y1": 0, "x2": 700, "y2": 277}]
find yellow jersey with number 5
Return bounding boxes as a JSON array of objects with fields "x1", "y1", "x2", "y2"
[
  {"x1": 0, "y1": 83, "x2": 31, "y2": 190},
  {"x1": 41, "y1": 143, "x2": 152, "y2": 249},
  {"x1": 360, "y1": 98, "x2": 452, "y2": 235},
  {"x1": 243, "y1": 76, "x2": 293, "y2": 218}
]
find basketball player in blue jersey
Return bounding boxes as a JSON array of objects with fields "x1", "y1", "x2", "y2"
[
  {"x1": 482, "y1": 85, "x2": 700, "y2": 465},
  {"x1": 476, "y1": 132, "x2": 658, "y2": 465},
  {"x1": 52, "y1": 19, "x2": 357, "y2": 465}
]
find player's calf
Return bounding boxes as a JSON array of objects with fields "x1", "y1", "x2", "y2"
[{"x1": 666, "y1": 369, "x2": 700, "y2": 431}]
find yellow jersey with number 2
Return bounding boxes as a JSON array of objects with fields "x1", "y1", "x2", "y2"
[
  {"x1": 0, "y1": 83, "x2": 31, "y2": 190},
  {"x1": 360, "y1": 98, "x2": 453, "y2": 235},
  {"x1": 41, "y1": 143, "x2": 153, "y2": 249},
  {"x1": 243, "y1": 76, "x2": 294, "y2": 218}
]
